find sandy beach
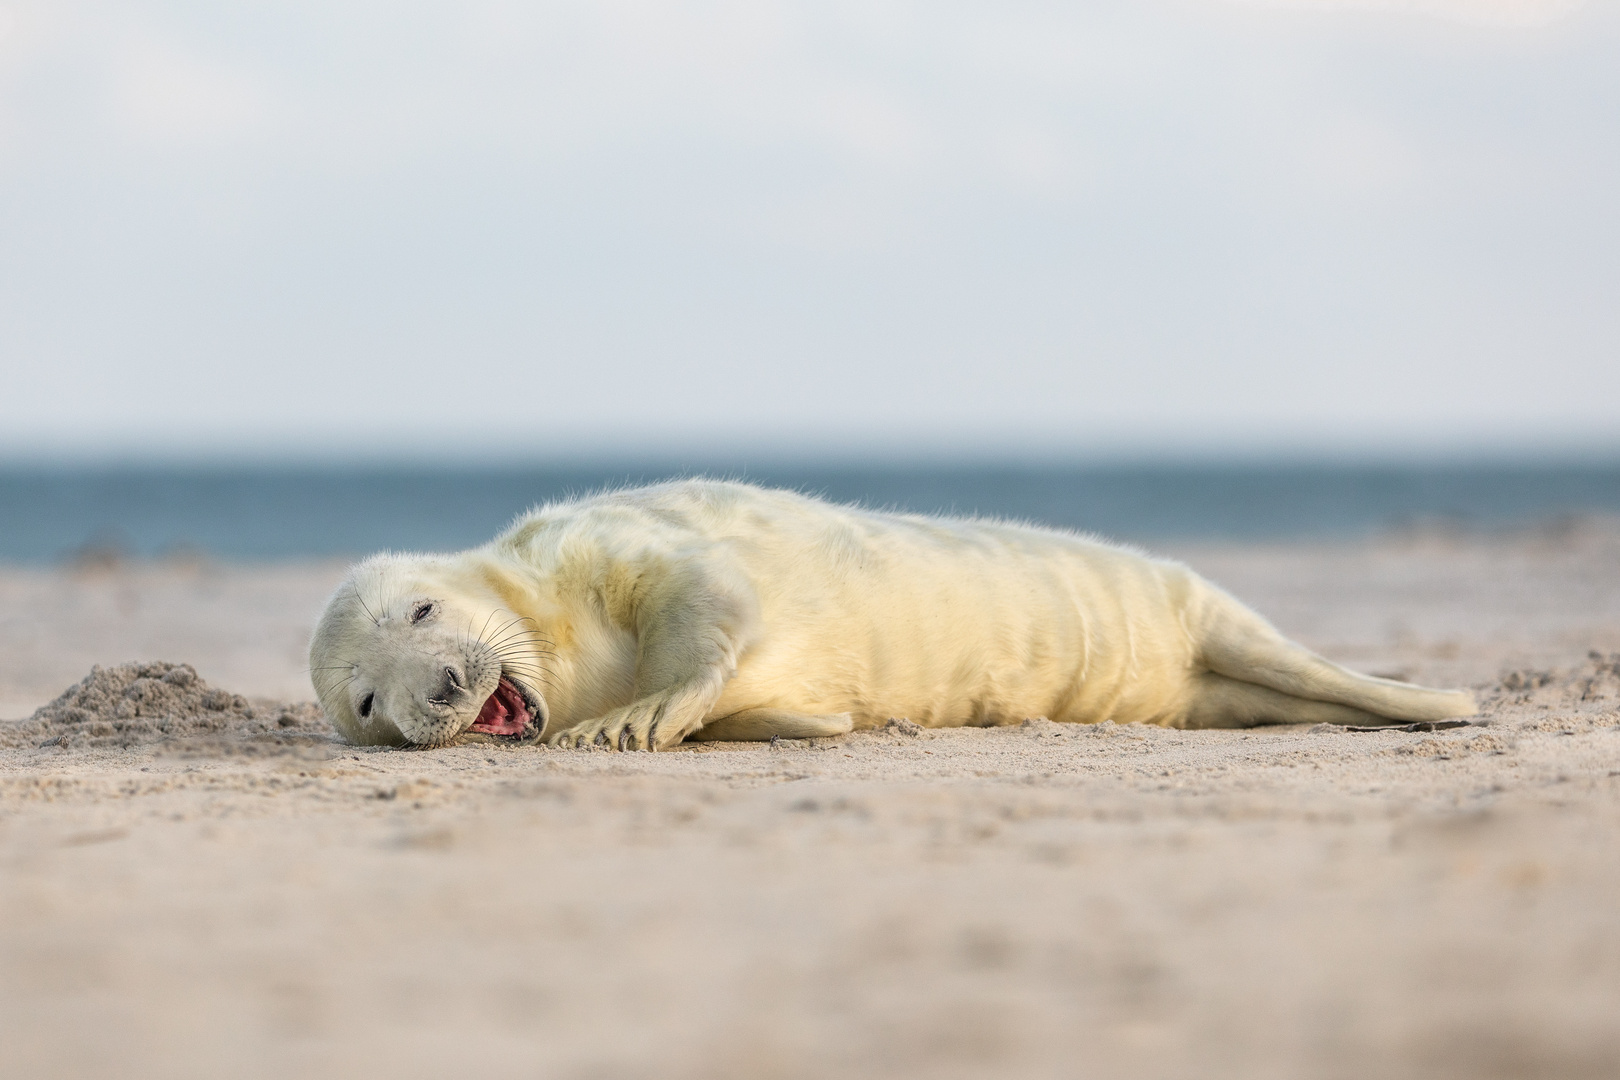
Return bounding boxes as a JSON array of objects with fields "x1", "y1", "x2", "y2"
[{"x1": 3, "y1": 524, "x2": 1619, "y2": 1079}]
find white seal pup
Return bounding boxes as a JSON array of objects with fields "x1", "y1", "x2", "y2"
[{"x1": 309, "y1": 479, "x2": 1477, "y2": 749}]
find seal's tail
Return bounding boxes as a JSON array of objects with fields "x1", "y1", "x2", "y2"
[{"x1": 1196, "y1": 588, "x2": 1477, "y2": 723}]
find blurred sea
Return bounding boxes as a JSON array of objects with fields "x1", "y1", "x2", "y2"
[{"x1": 2, "y1": 462, "x2": 1619, "y2": 563}]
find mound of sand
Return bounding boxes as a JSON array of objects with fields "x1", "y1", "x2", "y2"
[{"x1": 3, "y1": 661, "x2": 326, "y2": 752}]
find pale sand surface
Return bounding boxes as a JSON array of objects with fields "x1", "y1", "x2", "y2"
[{"x1": 2, "y1": 525, "x2": 1619, "y2": 1079}]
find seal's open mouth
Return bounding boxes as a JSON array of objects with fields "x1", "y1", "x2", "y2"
[{"x1": 470, "y1": 675, "x2": 538, "y2": 737}]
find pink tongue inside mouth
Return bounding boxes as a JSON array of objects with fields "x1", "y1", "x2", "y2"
[{"x1": 470, "y1": 676, "x2": 533, "y2": 736}]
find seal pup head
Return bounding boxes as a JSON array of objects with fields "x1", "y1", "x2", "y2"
[{"x1": 309, "y1": 554, "x2": 550, "y2": 747}]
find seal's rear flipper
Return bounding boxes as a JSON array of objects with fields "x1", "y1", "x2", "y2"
[
  {"x1": 689, "y1": 709, "x2": 854, "y2": 742},
  {"x1": 1195, "y1": 584, "x2": 1478, "y2": 723}
]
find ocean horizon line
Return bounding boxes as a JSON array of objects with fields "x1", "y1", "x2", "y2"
[{"x1": 4, "y1": 460, "x2": 1620, "y2": 564}]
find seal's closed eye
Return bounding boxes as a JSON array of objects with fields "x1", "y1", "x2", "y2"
[
  {"x1": 410, "y1": 602, "x2": 435, "y2": 624},
  {"x1": 358, "y1": 692, "x2": 374, "y2": 718}
]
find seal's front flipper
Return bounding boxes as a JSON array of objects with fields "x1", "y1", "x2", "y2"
[{"x1": 689, "y1": 709, "x2": 854, "y2": 742}]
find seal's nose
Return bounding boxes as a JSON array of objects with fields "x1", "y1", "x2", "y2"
[{"x1": 427, "y1": 666, "x2": 467, "y2": 708}]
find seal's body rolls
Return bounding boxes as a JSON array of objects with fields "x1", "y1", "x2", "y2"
[{"x1": 309, "y1": 480, "x2": 1477, "y2": 749}]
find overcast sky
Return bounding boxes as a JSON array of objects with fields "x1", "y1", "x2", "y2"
[{"x1": 0, "y1": 0, "x2": 1616, "y2": 463}]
